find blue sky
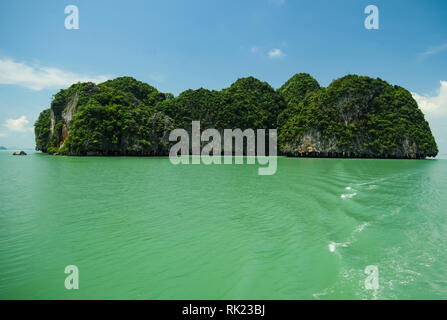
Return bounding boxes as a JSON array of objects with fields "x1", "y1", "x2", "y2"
[{"x1": 0, "y1": 0, "x2": 446, "y2": 152}]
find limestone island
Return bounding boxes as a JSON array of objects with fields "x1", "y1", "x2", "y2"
[{"x1": 34, "y1": 74, "x2": 438, "y2": 159}]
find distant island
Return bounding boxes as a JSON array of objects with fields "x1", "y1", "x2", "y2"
[
  {"x1": 34, "y1": 74, "x2": 438, "y2": 159},
  {"x1": 0, "y1": 146, "x2": 6, "y2": 150}
]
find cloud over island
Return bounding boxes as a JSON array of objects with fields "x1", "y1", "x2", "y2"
[
  {"x1": 0, "y1": 58, "x2": 110, "y2": 91},
  {"x1": 412, "y1": 81, "x2": 447, "y2": 116}
]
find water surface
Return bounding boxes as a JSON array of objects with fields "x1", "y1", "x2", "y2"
[{"x1": 1, "y1": 150, "x2": 446, "y2": 299}]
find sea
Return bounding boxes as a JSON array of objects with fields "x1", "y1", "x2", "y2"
[{"x1": 1, "y1": 150, "x2": 446, "y2": 299}]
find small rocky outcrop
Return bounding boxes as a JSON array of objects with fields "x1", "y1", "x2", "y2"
[{"x1": 13, "y1": 151, "x2": 27, "y2": 156}]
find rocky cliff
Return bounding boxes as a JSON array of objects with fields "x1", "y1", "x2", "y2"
[
  {"x1": 35, "y1": 77, "x2": 174, "y2": 156},
  {"x1": 34, "y1": 74, "x2": 438, "y2": 159},
  {"x1": 278, "y1": 75, "x2": 438, "y2": 158}
]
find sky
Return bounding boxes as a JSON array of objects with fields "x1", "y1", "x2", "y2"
[{"x1": 0, "y1": 0, "x2": 446, "y2": 152}]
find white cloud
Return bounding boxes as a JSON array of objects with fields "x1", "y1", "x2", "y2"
[
  {"x1": 251, "y1": 47, "x2": 259, "y2": 53},
  {"x1": 0, "y1": 132, "x2": 8, "y2": 137},
  {"x1": 5, "y1": 116, "x2": 33, "y2": 132},
  {"x1": 422, "y1": 43, "x2": 447, "y2": 57},
  {"x1": 267, "y1": 48, "x2": 285, "y2": 59},
  {"x1": 412, "y1": 81, "x2": 447, "y2": 116},
  {"x1": 0, "y1": 58, "x2": 110, "y2": 91}
]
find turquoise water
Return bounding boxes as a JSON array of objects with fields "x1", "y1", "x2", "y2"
[{"x1": 1, "y1": 150, "x2": 446, "y2": 299}]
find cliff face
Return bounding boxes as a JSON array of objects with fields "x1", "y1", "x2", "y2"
[
  {"x1": 281, "y1": 128, "x2": 425, "y2": 158},
  {"x1": 34, "y1": 74, "x2": 438, "y2": 159},
  {"x1": 278, "y1": 75, "x2": 438, "y2": 158},
  {"x1": 37, "y1": 78, "x2": 174, "y2": 156},
  {"x1": 50, "y1": 92, "x2": 77, "y2": 149}
]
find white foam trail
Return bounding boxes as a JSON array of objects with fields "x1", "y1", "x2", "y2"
[
  {"x1": 341, "y1": 192, "x2": 357, "y2": 199},
  {"x1": 356, "y1": 177, "x2": 388, "y2": 186},
  {"x1": 328, "y1": 241, "x2": 350, "y2": 253},
  {"x1": 341, "y1": 186, "x2": 357, "y2": 199},
  {"x1": 355, "y1": 222, "x2": 370, "y2": 233},
  {"x1": 329, "y1": 222, "x2": 370, "y2": 253},
  {"x1": 313, "y1": 288, "x2": 329, "y2": 299},
  {"x1": 328, "y1": 242, "x2": 336, "y2": 252}
]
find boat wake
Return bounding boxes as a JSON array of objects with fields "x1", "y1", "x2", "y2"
[{"x1": 329, "y1": 222, "x2": 370, "y2": 253}]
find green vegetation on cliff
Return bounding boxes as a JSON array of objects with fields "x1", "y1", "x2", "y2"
[
  {"x1": 278, "y1": 73, "x2": 320, "y2": 107},
  {"x1": 157, "y1": 76, "x2": 285, "y2": 131},
  {"x1": 34, "y1": 74, "x2": 438, "y2": 158},
  {"x1": 279, "y1": 75, "x2": 438, "y2": 158},
  {"x1": 277, "y1": 73, "x2": 320, "y2": 129},
  {"x1": 43, "y1": 77, "x2": 173, "y2": 155},
  {"x1": 34, "y1": 109, "x2": 51, "y2": 153}
]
